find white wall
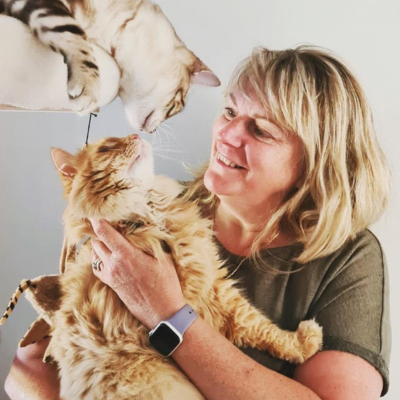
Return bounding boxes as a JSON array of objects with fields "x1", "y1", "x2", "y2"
[{"x1": 0, "y1": 0, "x2": 399, "y2": 398}]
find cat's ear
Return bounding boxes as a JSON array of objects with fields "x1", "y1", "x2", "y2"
[
  {"x1": 190, "y1": 59, "x2": 221, "y2": 87},
  {"x1": 51, "y1": 148, "x2": 77, "y2": 178}
]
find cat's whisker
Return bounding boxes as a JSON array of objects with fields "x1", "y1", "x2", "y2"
[
  {"x1": 159, "y1": 124, "x2": 176, "y2": 141},
  {"x1": 152, "y1": 153, "x2": 185, "y2": 163},
  {"x1": 152, "y1": 148, "x2": 187, "y2": 155},
  {"x1": 161, "y1": 122, "x2": 174, "y2": 135},
  {"x1": 151, "y1": 141, "x2": 184, "y2": 149},
  {"x1": 158, "y1": 126, "x2": 176, "y2": 144},
  {"x1": 156, "y1": 125, "x2": 171, "y2": 144},
  {"x1": 161, "y1": 123, "x2": 179, "y2": 143},
  {"x1": 151, "y1": 142, "x2": 187, "y2": 153},
  {"x1": 151, "y1": 130, "x2": 163, "y2": 146}
]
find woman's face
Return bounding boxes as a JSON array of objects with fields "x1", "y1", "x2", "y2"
[{"x1": 204, "y1": 88, "x2": 304, "y2": 210}]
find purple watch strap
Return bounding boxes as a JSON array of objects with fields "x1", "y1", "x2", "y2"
[{"x1": 167, "y1": 304, "x2": 198, "y2": 335}]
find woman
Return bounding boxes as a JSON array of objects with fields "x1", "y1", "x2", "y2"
[{"x1": 6, "y1": 46, "x2": 391, "y2": 399}]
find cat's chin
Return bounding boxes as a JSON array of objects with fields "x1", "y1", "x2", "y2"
[{"x1": 126, "y1": 140, "x2": 154, "y2": 180}]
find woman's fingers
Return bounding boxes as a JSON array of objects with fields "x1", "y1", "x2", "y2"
[
  {"x1": 91, "y1": 238, "x2": 111, "y2": 261},
  {"x1": 89, "y1": 218, "x2": 128, "y2": 253}
]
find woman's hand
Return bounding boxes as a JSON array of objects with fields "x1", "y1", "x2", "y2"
[{"x1": 89, "y1": 219, "x2": 186, "y2": 329}]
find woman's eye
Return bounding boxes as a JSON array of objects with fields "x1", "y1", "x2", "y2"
[
  {"x1": 254, "y1": 126, "x2": 272, "y2": 140},
  {"x1": 255, "y1": 127, "x2": 264, "y2": 136},
  {"x1": 224, "y1": 107, "x2": 236, "y2": 118}
]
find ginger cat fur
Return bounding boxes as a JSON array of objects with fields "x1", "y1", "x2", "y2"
[{"x1": 2, "y1": 134, "x2": 322, "y2": 400}]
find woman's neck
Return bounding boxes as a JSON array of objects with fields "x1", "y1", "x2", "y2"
[{"x1": 214, "y1": 199, "x2": 293, "y2": 256}]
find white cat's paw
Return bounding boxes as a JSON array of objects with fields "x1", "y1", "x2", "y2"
[{"x1": 67, "y1": 59, "x2": 101, "y2": 114}]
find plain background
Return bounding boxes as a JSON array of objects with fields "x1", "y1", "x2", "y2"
[{"x1": 0, "y1": 0, "x2": 399, "y2": 398}]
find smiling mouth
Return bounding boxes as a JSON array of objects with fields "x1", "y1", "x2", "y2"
[{"x1": 216, "y1": 152, "x2": 244, "y2": 169}]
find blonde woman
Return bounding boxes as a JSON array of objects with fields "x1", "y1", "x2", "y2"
[{"x1": 6, "y1": 46, "x2": 391, "y2": 400}]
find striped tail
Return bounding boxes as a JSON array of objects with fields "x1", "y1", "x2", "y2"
[{"x1": 0, "y1": 279, "x2": 32, "y2": 325}]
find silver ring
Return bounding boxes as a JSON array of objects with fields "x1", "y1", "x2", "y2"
[{"x1": 92, "y1": 258, "x2": 103, "y2": 271}]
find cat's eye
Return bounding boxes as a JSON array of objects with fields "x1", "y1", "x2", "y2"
[{"x1": 98, "y1": 146, "x2": 110, "y2": 153}]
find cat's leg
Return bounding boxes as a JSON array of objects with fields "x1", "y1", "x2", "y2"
[
  {"x1": 221, "y1": 285, "x2": 323, "y2": 364},
  {"x1": 3, "y1": 0, "x2": 101, "y2": 113},
  {"x1": 19, "y1": 317, "x2": 51, "y2": 347},
  {"x1": 24, "y1": 275, "x2": 63, "y2": 363},
  {"x1": 1, "y1": 275, "x2": 62, "y2": 356}
]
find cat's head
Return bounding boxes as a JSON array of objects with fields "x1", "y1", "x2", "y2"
[
  {"x1": 51, "y1": 135, "x2": 154, "y2": 221},
  {"x1": 113, "y1": 3, "x2": 220, "y2": 132}
]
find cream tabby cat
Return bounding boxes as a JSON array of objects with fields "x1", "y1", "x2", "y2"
[
  {"x1": 0, "y1": 0, "x2": 220, "y2": 130},
  {"x1": 1, "y1": 134, "x2": 322, "y2": 400}
]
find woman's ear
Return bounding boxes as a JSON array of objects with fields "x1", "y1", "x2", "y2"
[{"x1": 51, "y1": 148, "x2": 77, "y2": 178}]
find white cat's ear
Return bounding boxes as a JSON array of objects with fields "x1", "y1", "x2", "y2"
[
  {"x1": 191, "y1": 59, "x2": 221, "y2": 87},
  {"x1": 191, "y1": 70, "x2": 221, "y2": 87},
  {"x1": 51, "y1": 148, "x2": 77, "y2": 178}
]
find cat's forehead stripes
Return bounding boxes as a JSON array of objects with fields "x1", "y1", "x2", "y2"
[{"x1": 72, "y1": 136, "x2": 143, "y2": 207}]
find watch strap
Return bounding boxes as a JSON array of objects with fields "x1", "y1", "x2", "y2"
[{"x1": 167, "y1": 304, "x2": 198, "y2": 335}]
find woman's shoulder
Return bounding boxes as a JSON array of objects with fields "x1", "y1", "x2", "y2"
[
  {"x1": 346, "y1": 229, "x2": 384, "y2": 255},
  {"x1": 318, "y1": 229, "x2": 386, "y2": 275}
]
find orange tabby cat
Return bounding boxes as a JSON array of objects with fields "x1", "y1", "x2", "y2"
[{"x1": 2, "y1": 134, "x2": 322, "y2": 400}]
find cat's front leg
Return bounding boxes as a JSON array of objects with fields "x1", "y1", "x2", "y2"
[
  {"x1": 4, "y1": 0, "x2": 101, "y2": 113},
  {"x1": 221, "y1": 286, "x2": 323, "y2": 364}
]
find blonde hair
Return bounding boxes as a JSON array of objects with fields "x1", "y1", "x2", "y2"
[{"x1": 185, "y1": 45, "x2": 391, "y2": 264}]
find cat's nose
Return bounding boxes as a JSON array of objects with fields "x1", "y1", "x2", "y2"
[{"x1": 128, "y1": 133, "x2": 140, "y2": 140}]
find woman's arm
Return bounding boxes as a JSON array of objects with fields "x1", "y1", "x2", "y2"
[
  {"x1": 294, "y1": 350, "x2": 383, "y2": 400},
  {"x1": 89, "y1": 219, "x2": 383, "y2": 400},
  {"x1": 90, "y1": 219, "x2": 321, "y2": 400},
  {"x1": 5, "y1": 338, "x2": 60, "y2": 400},
  {"x1": 172, "y1": 317, "x2": 320, "y2": 400},
  {"x1": 173, "y1": 320, "x2": 383, "y2": 400}
]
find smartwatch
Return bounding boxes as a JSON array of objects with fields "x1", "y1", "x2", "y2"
[{"x1": 149, "y1": 304, "x2": 198, "y2": 357}]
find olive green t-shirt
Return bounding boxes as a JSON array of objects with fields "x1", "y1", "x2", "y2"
[{"x1": 216, "y1": 229, "x2": 391, "y2": 396}]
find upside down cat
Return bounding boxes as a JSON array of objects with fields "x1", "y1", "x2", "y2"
[
  {"x1": 0, "y1": 0, "x2": 220, "y2": 130},
  {"x1": 1, "y1": 134, "x2": 322, "y2": 400}
]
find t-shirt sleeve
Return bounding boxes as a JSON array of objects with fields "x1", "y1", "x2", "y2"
[{"x1": 307, "y1": 231, "x2": 391, "y2": 396}]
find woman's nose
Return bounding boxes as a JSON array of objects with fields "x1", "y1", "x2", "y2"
[{"x1": 219, "y1": 118, "x2": 245, "y2": 147}]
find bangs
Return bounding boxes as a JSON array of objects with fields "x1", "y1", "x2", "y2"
[{"x1": 224, "y1": 48, "x2": 307, "y2": 138}]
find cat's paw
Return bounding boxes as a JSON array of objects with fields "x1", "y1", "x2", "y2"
[
  {"x1": 67, "y1": 58, "x2": 101, "y2": 114},
  {"x1": 294, "y1": 319, "x2": 323, "y2": 363}
]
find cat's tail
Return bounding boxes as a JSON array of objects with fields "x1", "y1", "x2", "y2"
[{"x1": 0, "y1": 279, "x2": 32, "y2": 325}]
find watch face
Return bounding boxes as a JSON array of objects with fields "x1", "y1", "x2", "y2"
[{"x1": 149, "y1": 322, "x2": 181, "y2": 357}]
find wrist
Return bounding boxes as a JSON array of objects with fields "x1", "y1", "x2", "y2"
[
  {"x1": 149, "y1": 304, "x2": 199, "y2": 357},
  {"x1": 148, "y1": 300, "x2": 187, "y2": 330}
]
